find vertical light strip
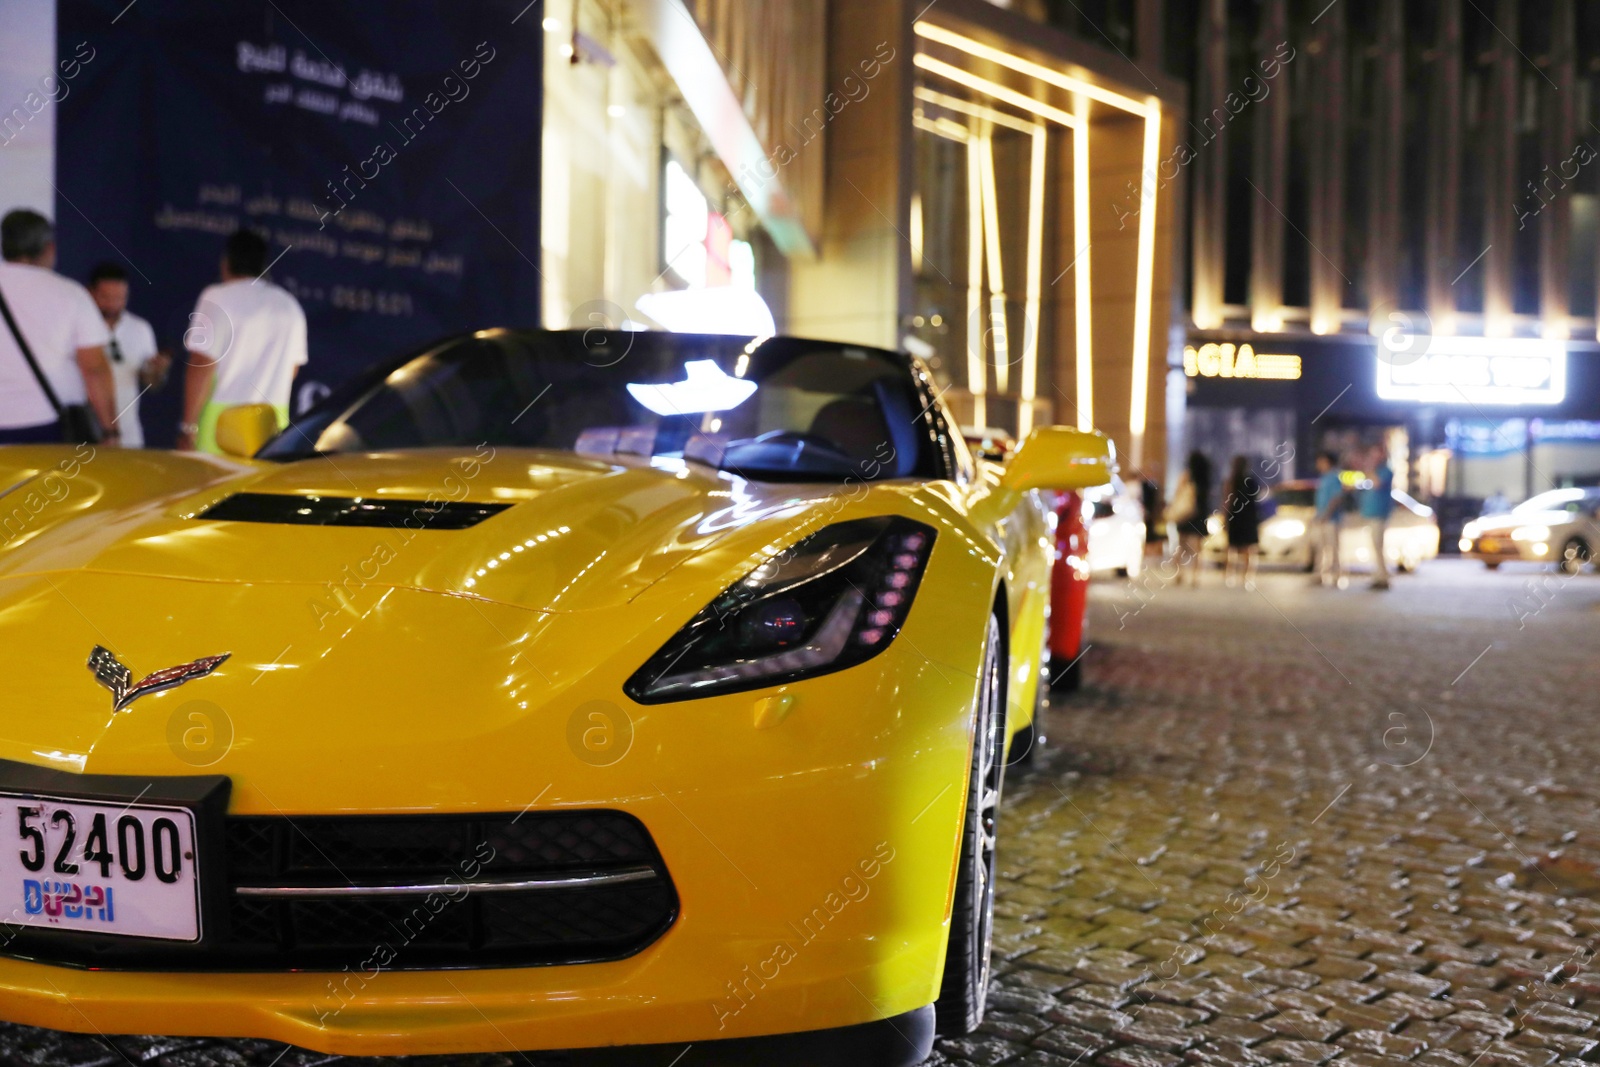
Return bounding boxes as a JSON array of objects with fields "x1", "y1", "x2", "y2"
[
  {"x1": 978, "y1": 129, "x2": 1010, "y2": 395},
  {"x1": 966, "y1": 132, "x2": 987, "y2": 430},
  {"x1": 910, "y1": 191, "x2": 924, "y2": 276},
  {"x1": 1071, "y1": 92, "x2": 1094, "y2": 433},
  {"x1": 1020, "y1": 123, "x2": 1047, "y2": 439},
  {"x1": 1128, "y1": 100, "x2": 1161, "y2": 468}
]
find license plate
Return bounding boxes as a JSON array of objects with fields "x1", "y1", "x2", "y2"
[
  {"x1": 0, "y1": 794, "x2": 201, "y2": 941},
  {"x1": 1479, "y1": 538, "x2": 1502, "y2": 554}
]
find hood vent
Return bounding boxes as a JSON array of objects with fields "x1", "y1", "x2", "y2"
[{"x1": 197, "y1": 493, "x2": 511, "y2": 530}]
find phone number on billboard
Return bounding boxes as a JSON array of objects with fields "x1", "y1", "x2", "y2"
[{"x1": 331, "y1": 287, "x2": 415, "y2": 316}]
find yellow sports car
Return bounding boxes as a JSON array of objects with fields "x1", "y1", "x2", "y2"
[{"x1": 0, "y1": 329, "x2": 1109, "y2": 1063}]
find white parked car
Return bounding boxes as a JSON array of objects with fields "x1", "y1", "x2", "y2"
[
  {"x1": 1202, "y1": 479, "x2": 1440, "y2": 573},
  {"x1": 1461, "y1": 487, "x2": 1600, "y2": 574},
  {"x1": 1084, "y1": 476, "x2": 1146, "y2": 577}
]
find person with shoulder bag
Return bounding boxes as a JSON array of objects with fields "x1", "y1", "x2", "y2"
[
  {"x1": 1166, "y1": 450, "x2": 1211, "y2": 586},
  {"x1": 0, "y1": 209, "x2": 119, "y2": 446}
]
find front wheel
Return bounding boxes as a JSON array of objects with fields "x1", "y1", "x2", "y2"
[
  {"x1": 935, "y1": 612, "x2": 1006, "y2": 1036},
  {"x1": 1560, "y1": 538, "x2": 1591, "y2": 576}
]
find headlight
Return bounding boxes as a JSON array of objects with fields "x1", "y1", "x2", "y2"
[
  {"x1": 624, "y1": 517, "x2": 936, "y2": 703},
  {"x1": 1271, "y1": 518, "x2": 1306, "y2": 538},
  {"x1": 1206, "y1": 515, "x2": 1221, "y2": 535},
  {"x1": 1511, "y1": 525, "x2": 1550, "y2": 542},
  {"x1": 1458, "y1": 537, "x2": 1473, "y2": 552}
]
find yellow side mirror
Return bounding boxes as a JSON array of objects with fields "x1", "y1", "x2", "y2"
[
  {"x1": 974, "y1": 427, "x2": 1114, "y2": 524},
  {"x1": 214, "y1": 404, "x2": 281, "y2": 458}
]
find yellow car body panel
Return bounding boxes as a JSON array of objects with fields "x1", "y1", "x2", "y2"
[{"x1": 0, "y1": 440, "x2": 1075, "y2": 1055}]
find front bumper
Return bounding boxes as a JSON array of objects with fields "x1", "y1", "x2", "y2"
[
  {"x1": 1461, "y1": 536, "x2": 1547, "y2": 564},
  {"x1": 0, "y1": 647, "x2": 981, "y2": 1056}
]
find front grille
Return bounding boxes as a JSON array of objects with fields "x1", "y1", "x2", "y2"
[{"x1": 0, "y1": 810, "x2": 678, "y2": 972}]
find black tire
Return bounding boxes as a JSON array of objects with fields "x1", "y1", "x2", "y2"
[
  {"x1": 1114, "y1": 566, "x2": 1129, "y2": 578},
  {"x1": 1561, "y1": 538, "x2": 1591, "y2": 576},
  {"x1": 1007, "y1": 721, "x2": 1037, "y2": 766},
  {"x1": 935, "y1": 612, "x2": 1006, "y2": 1036},
  {"x1": 1484, "y1": 561, "x2": 1501, "y2": 570}
]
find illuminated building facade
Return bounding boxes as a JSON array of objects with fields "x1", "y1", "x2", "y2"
[
  {"x1": 543, "y1": 0, "x2": 1187, "y2": 476},
  {"x1": 1163, "y1": 0, "x2": 1600, "y2": 513}
]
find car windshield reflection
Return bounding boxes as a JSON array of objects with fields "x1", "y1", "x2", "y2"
[{"x1": 258, "y1": 331, "x2": 938, "y2": 484}]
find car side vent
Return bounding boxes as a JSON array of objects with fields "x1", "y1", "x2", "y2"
[{"x1": 197, "y1": 493, "x2": 511, "y2": 530}]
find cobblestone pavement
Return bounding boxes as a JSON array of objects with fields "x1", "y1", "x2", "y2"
[{"x1": 3, "y1": 559, "x2": 1598, "y2": 1066}]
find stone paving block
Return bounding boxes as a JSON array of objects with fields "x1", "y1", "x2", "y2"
[
  {"x1": 1181, "y1": 1040, "x2": 1276, "y2": 1065},
  {"x1": 1030, "y1": 1023, "x2": 1116, "y2": 1060},
  {"x1": 1519, "y1": 1002, "x2": 1597, "y2": 1034},
  {"x1": 1046, "y1": 1001, "x2": 1134, "y2": 1033},
  {"x1": 1414, "y1": 1051, "x2": 1473, "y2": 1066},
  {"x1": 1326, "y1": 997, "x2": 1413, "y2": 1032},
  {"x1": 1317, "y1": 978, "x2": 1387, "y2": 1004},
  {"x1": 1137, "y1": 978, "x2": 1211, "y2": 1005},
  {"x1": 979, "y1": 1008, "x2": 1054, "y2": 1043},
  {"x1": 1100, "y1": 1045, "x2": 1184, "y2": 1067},
  {"x1": 1255, "y1": 1037, "x2": 1341, "y2": 1063},
  {"x1": 1112, "y1": 1018, "x2": 1200, "y2": 1053},
  {"x1": 1509, "y1": 1028, "x2": 1598, "y2": 1059},
  {"x1": 1265, "y1": 988, "x2": 1338, "y2": 1015},
  {"x1": 1379, "y1": 971, "x2": 1453, "y2": 998},
  {"x1": 1446, "y1": 1009, "x2": 1519, "y2": 1036},
  {"x1": 1260, "y1": 1009, "x2": 1342, "y2": 1043},
  {"x1": 1191, "y1": 990, "x2": 1274, "y2": 1020},
  {"x1": 1336, "y1": 1027, "x2": 1430, "y2": 1059},
  {"x1": 1469, "y1": 1041, "x2": 1561, "y2": 1067},
  {"x1": 1380, "y1": 991, "x2": 1458, "y2": 1023},
  {"x1": 1307, "y1": 955, "x2": 1379, "y2": 981},
  {"x1": 1401, "y1": 1018, "x2": 1463, "y2": 1048}
]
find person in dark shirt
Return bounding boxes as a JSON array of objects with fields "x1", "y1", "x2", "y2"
[
  {"x1": 1224, "y1": 454, "x2": 1261, "y2": 589},
  {"x1": 1168, "y1": 449, "x2": 1212, "y2": 586}
]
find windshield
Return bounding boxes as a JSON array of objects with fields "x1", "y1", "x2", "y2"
[
  {"x1": 1512, "y1": 488, "x2": 1596, "y2": 514},
  {"x1": 259, "y1": 330, "x2": 940, "y2": 482}
]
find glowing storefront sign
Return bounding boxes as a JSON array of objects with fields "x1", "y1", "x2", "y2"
[
  {"x1": 1183, "y1": 343, "x2": 1301, "y2": 380},
  {"x1": 1375, "y1": 337, "x2": 1566, "y2": 405}
]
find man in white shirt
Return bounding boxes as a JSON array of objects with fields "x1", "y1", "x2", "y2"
[
  {"x1": 88, "y1": 262, "x2": 167, "y2": 449},
  {"x1": 0, "y1": 210, "x2": 118, "y2": 445},
  {"x1": 180, "y1": 229, "x2": 307, "y2": 453}
]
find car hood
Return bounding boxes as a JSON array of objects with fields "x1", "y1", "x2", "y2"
[
  {"x1": 1471, "y1": 510, "x2": 1574, "y2": 534},
  {"x1": 0, "y1": 445, "x2": 845, "y2": 613},
  {"x1": 0, "y1": 445, "x2": 955, "y2": 799}
]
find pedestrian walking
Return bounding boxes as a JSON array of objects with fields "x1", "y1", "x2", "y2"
[
  {"x1": 1167, "y1": 449, "x2": 1211, "y2": 586},
  {"x1": 1313, "y1": 450, "x2": 1346, "y2": 587},
  {"x1": 87, "y1": 262, "x2": 167, "y2": 448},
  {"x1": 1138, "y1": 465, "x2": 1165, "y2": 566},
  {"x1": 1223, "y1": 454, "x2": 1260, "y2": 589},
  {"x1": 179, "y1": 229, "x2": 306, "y2": 453},
  {"x1": 0, "y1": 209, "x2": 118, "y2": 445},
  {"x1": 1361, "y1": 443, "x2": 1395, "y2": 590}
]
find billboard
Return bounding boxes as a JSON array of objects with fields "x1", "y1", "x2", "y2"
[
  {"x1": 54, "y1": 0, "x2": 542, "y2": 445},
  {"x1": 1375, "y1": 337, "x2": 1566, "y2": 406}
]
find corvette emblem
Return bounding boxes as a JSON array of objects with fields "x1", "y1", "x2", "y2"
[{"x1": 87, "y1": 645, "x2": 231, "y2": 713}]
